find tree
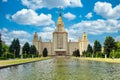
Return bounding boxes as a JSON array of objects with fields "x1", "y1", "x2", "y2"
[
  {"x1": 115, "y1": 41, "x2": 120, "y2": 51},
  {"x1": 93, "y1": 40, "x2": 101, "y2": 54},
  {"x1": 72, "y1": 51, "x2": 76, "y2": 56},
  {"x1": 42, "y1": 48, "x2": 48, "y2": 57},
  {"x1": 2, "y1": 43, "x2": 9, "y2": 53},
  {"x1": 86, "y1": 44, "x2": 93, "y2": 57},
  {"x1": 30, "y1": 45, "x2": 37, "y2": 55},
  {"x1": 22, "y1": 42, "x2": 30, "y2": 55},
  {"x1": 14, "y1": 38, "x2": 20, "y2": 58},
  {"x1": 76, "y1": 49, "x2": 80, "y2": 57},
  {"x1": 82, "y1": 50, "x2": 87, "y2": 57},
  {"x1": 72, "y1": 49, "x2": 80, "y2": 57},
  {"x1": 104, "y1": 36, "x2": 115, "y2": 58},
  {"x1": 9, "y1": 38, "x2": 20, "y2": 58},
  {"x1": 9, "y1": 39, "x2": 15, "y2": 54},
  {"x1": 109, "y1": 41, "x2": 120, "y2": 58}
]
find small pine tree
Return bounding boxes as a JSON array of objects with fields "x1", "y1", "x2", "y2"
[
  {"x1": 72, "y1": 49, "x2": 80, "y2": 57},
  {"x1": 42, "y1": 48, "x2": 48, "y2": 57},
  {"x1": 15, "y1": 38, "x2": 20, "y2": 58},
  {"x1": 22, "y1": 42, "x2": 30, "y2": 55},
  {"x1": 72, "y1": 51, "x2": 75, "y2": 56},
  {"x1": 104, "y1": 36, "x2": 116, "y2": 58},
  {"x1": 9, "y1": 38, "x2": 20, "y2": 58},
  {"x1": 76, "y1": 49, "x2": 80, "y2": 57},
  {"x1": 82, "y1": 50, "x2": 87, "y2": 57},
  {"x1": 9, "y1": 39, "x2": 15, "y2": 54},
  {"x1": 30, "y1": 45, "x2": 37, "y2": 55},
  {"x1": 87, "y1": 44, "x2": 93, "y2": 57},
  {"x1": 93, "y1": 40, "x2": 101, "y2": 54}
]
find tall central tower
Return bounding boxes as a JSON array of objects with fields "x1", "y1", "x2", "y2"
[{"x1": 53, "y1": 8, "x2": 68, "y2": 55}]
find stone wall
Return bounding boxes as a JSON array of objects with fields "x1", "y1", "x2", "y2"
[
  {"x1": 68, "y1": 42, "x2": 79, "y2": 55},
  {"x1": 41, "y1": 42, "x2": 53, "y2": 55}
]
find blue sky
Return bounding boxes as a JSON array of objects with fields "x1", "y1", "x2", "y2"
[{"x1": 0, "y1": 0, "x2": 120, "y2": 46}]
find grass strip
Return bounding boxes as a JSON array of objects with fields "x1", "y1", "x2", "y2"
[
  {"x1": 73, "y1": 57, "x2": 120, "y2": 63},
  {"x1": 0, "y1": 57, "x2": 51, "y2": 68}
]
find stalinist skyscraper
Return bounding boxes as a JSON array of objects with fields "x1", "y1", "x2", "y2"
[
  {"x1": 33, "y1": 8, "x2": 89, "y2": 56},
  {"x1": 53, "y1": 8, "x2": 68, "y2": 55}
]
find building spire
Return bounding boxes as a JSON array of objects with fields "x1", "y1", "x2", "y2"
[
  {"x1": 57, "y1": 7, "x2": 63, "y2": 25},
  {"x1": 59, "y1": 7, "x2": 62, "y2": 17},
  {"x1": 55, "y1": 7, "x2": 66, "y2": 32}
]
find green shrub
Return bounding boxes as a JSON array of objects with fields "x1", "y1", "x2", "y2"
[
  {"x1": 1, "y1": 53, "x2": 14, "y2": 60},
  {"x1": 115, "y1": 52, "x2": 120, "y2": 58},
  {"x1": 86, "y1": 52, "x2": 92, "y2": 57},
  {"x1": 93, "y1": 52, "x2": 104, "y2": 58},
  {"x1": 0, "y1": 57, "x2": 6, "y2": 60},
  {"x1": 42, "y1": 48, "x2": 48, "y2": 57},
  {"x1": 23, "y1": 54, "x2": 28, "y2": 58},
  {"x1": 110, "y1": 51, "x2": 120, "y2": 58}
]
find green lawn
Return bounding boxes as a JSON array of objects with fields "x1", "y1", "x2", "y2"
[
  {"x1": 0, "y1": 57, "x2": 51, "y2": 67},
  {"x1": 77, "y1": 57, "x2": 120, "y2": 63}
]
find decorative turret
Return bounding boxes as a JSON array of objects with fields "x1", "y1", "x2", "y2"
[
  {"x1": 39, "y1": 36, "x2": 42, "y2": 42},
  {"x1": 82, "y1": 32, "x2": 88, "y2": 41},
  {"x1": 80, "y1": 32, "x2": 89, "y2": 55},
  {"x1": 33, "y1": 32, "x2": 38, "y2": 41}
]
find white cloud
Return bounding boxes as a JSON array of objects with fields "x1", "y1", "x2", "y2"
[
  {"x1": 63, "y1": 12, "x2": 76, "y2": 20},
  {"x1": 3, "y1": 28, "x2": 8, "y2": 32},
  {"x1": 85, "y1": 12, "x2": 92, "y2": 19},
  {"x1": 10, "y1": 30, "x2": 32, "y2": 46},
  {"x1": 115, "y1": 36, "x2": 120, "y2": 41},
  {"x1": 2, "y1": 0, "x2": 7, "y2": 2},
  {"x1": 10, "y1": 31, "x2": 31, "y2": 38},
  {"x1": 21, "y1": 0, "x2": 83, "y2": 10},
  {"x1": 94, "y1": 1, "x2": 120, "y2": 19},
  {"x1": 67, "y1": 19, "x2": 120, "y2": 41},
  {"x1": 89, "y1": 42, "x2": 94, "y2": 47},
  {"x1": 66, "y1": 28, "x2": 80, "y2": 41},
  {"x1": 11, "y1": 9, "x2": 54, "y2": 26},
  {"x1": 42, "y1": 27, "x2": 55, "y2": 32},
  {"x1": 0, "y1": 28, "x2": 32, "y2": 46},
  {"x1": 5, "y1": 14, "x2": 11, "y2": 20},
  {"x1": 34, "y1": 19, "x2": 120, "y2": 42},
  {"x1": 38, "y1": 27, "x2": 55, "y2": 41}
]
